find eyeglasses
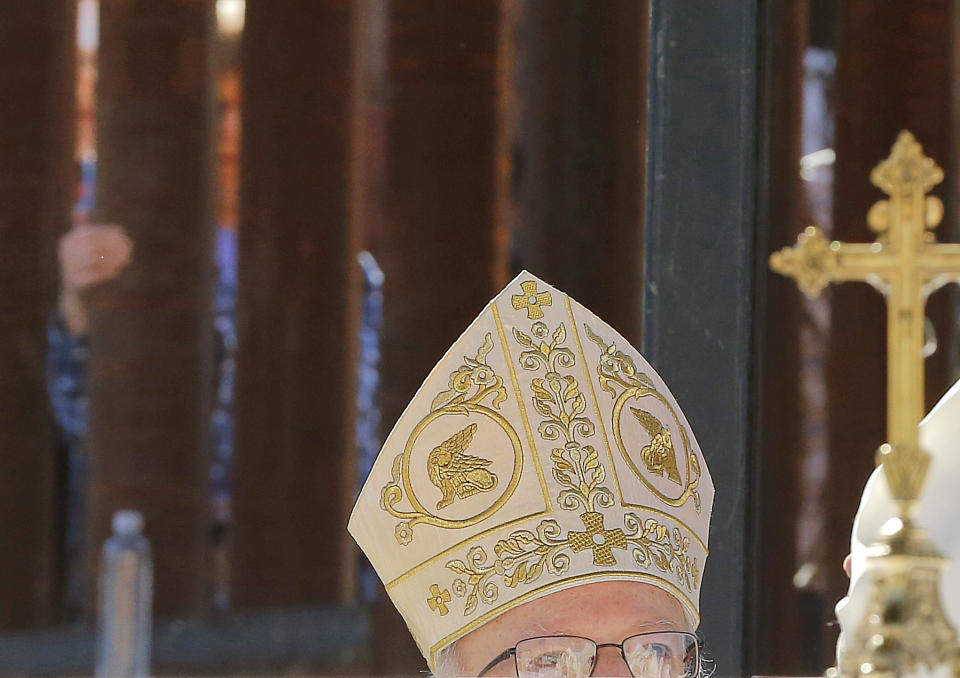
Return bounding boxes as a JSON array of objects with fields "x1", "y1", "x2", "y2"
[{"x1": 477, "y1": 631, "x2": 700, "y2": 678}]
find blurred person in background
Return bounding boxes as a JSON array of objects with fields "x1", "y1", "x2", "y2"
[{"x1": 47, "y1": 161, "x2": 237, "y2": 617}]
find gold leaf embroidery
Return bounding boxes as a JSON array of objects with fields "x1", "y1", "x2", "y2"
[
  {"x1": 514, "y1": 322, "x2": 613, "y2": 513},
  {"x1": 623, "y1": 513, "x2": 700, "y2": 591},
  {"x1": 439, "y1": 320, "x2": 699, "y2": 617},
  {"x1": 381, "y1": 333, "x2": 514, "y2": 543},
  {"x1": 447, "y1": 520, "x2": 571, "y2": 615},
  {"x1": 431, "y1": 333, "x2": 506, "y2": 412},
  {"x1": 444, "y1": 509, "x2": 698, "y2": 616},
  {"x1": 585, "y1": 324, "x2": 701, "y2": 511}
]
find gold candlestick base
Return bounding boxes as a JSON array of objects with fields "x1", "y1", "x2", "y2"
[{"x1": 835, "y1": 514, "x2": 957, "y2": 678}]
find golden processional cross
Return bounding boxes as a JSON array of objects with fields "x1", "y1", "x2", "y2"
[
  {"x1": 772, "y1": 131, "x2": 960, "y2": 501},
  {"x1": 771, "y1": 131, "x2": 960, "y2": 677}
]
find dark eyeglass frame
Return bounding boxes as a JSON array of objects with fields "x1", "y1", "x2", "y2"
[{"x1": 476, "y1": 631, "x2": 702, "y2": 678}]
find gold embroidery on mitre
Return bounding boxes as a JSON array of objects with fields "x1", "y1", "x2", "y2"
[
  {"x1": 631, "y1": 409, "x2": 682, "y2": 486},
  {"x1": 427, "y1": 584, "x2": 452, "y2": 616},
  {"x1": 348, "y1": 275, "x2": 713, "y2": 669},
  {"x1": 584, "y1": 324, "x2": 702, "y2": 511},
  {"x1": 569, "y1": 511, "x2": 626, "y2": 566},
  {"x1": 623, "y1": 513, "x2": 700, "y2": 592},
  {"x1": 380, "y1": 333, "x2": 523, "y2": 545},
  {"x1": 515, "y1": 321, "x2": 615, "y2": 514},
  {"x1": 511, "y1": 280, "x2": 553, "y2": 320},
  {"x1": 428, "y1": 423, "x2": 498, "y2": 510},
  {"x1": 442, "y1": 320, "x2": 700, "y2": 617}
]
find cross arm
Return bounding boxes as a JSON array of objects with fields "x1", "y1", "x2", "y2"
[
  {"x1": 770, "y1": 226, "x2": 960, "y2": 298},
  {"x1": 827, "y1": 243, "x2": 897, "y2": 282},
  {"x1": 918, "y1": 243, "x2": 960, "y2": 277},
  {"x1": 769, "y1": 227, "x2": 894, "y2": 297}
]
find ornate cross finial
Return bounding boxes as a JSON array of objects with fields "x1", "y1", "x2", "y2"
[
  {"x1": 770, "y1": 131, "x2": 960, "y2": 500},
  {"x1": 511, "y1": 280, "x2": 553, "y2": 319},
  {"x1": 870, "y1": 130, "x2": 944, "y2": 196}
]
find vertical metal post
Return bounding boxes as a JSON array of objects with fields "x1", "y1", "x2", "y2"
[{"x1": 643, "y1": 2, "x2": 760, "y2": 674}]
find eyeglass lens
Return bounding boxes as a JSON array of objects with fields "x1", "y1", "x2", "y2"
[
  {"x1": 513, "y1": 633, "x2": 698, "y2": 678},
  {"x1": 622, "y1": 632, "x2": 698, "y2": 678},
  {"x1": 515, "y1": 636, "x2": 596, "y2": 678}
]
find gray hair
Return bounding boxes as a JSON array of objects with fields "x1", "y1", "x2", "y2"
[{"x1": 432, "y1": 641, "x2": 462, "y2": 678}]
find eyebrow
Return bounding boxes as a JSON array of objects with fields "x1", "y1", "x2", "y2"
[
  {"x1": 519, "y1": 619, "x2": 684, "y2": 639},
  {"x1": 634, "y1": 619, "x2": 686, "y2": 630},
  {"x1": 520, "y1": 621, "x2": 560, "y2": 637}
]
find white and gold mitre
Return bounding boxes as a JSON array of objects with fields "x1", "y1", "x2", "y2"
[{"x1": 348, "y1": 272, "x2": 715, "y2": 669}]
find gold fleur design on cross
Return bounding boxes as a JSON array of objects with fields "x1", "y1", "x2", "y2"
[
  {"x1": 427, "y1": 583, "x2": 452, "y2": 616},
  {"x1": 871, "y1": 130, "x2": 943, "y2": 195},
  {"x1": 569, "y1": 511, "x2": 627, "y2": 566},
  {"x1": 769, "y1": 226, "x2": 839, "y2": 298},
  {"x1": 511, "y1": 281, "x2": 553, "y2": 320}
]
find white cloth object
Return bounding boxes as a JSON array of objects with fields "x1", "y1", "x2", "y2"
[
  {"x1": 836, "y1": 377, "x2": 960, "y2": 653},
  {"x1": 348, "y1": 272, "x2": 715, "y2": 670}
]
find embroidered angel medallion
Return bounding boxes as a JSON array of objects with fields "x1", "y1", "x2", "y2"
[
  {"x1": 379, "y1": 332, "x2": 525, "y2": 544},
  {"x1": 428, "y1": 423, "x2": 498, "y2": 509},
  {"x1": 631, "y1": 408, "x2": 682, "y2": 486}
]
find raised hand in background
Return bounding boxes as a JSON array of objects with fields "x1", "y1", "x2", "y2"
[{"x1": 57, "y1": 222, "x2": 133, "y2": 335}]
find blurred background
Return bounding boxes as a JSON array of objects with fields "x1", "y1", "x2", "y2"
[{"x1": 1, "y1": 0, "x2": 959, "y2": 675}]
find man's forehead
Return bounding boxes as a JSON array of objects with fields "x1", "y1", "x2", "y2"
[
  {"x1": 521, "y1": 619, "x2": 684, "y2": 638},
  {"x1": 497, "y1": 581, "x2": 690, "y2": 638}
]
